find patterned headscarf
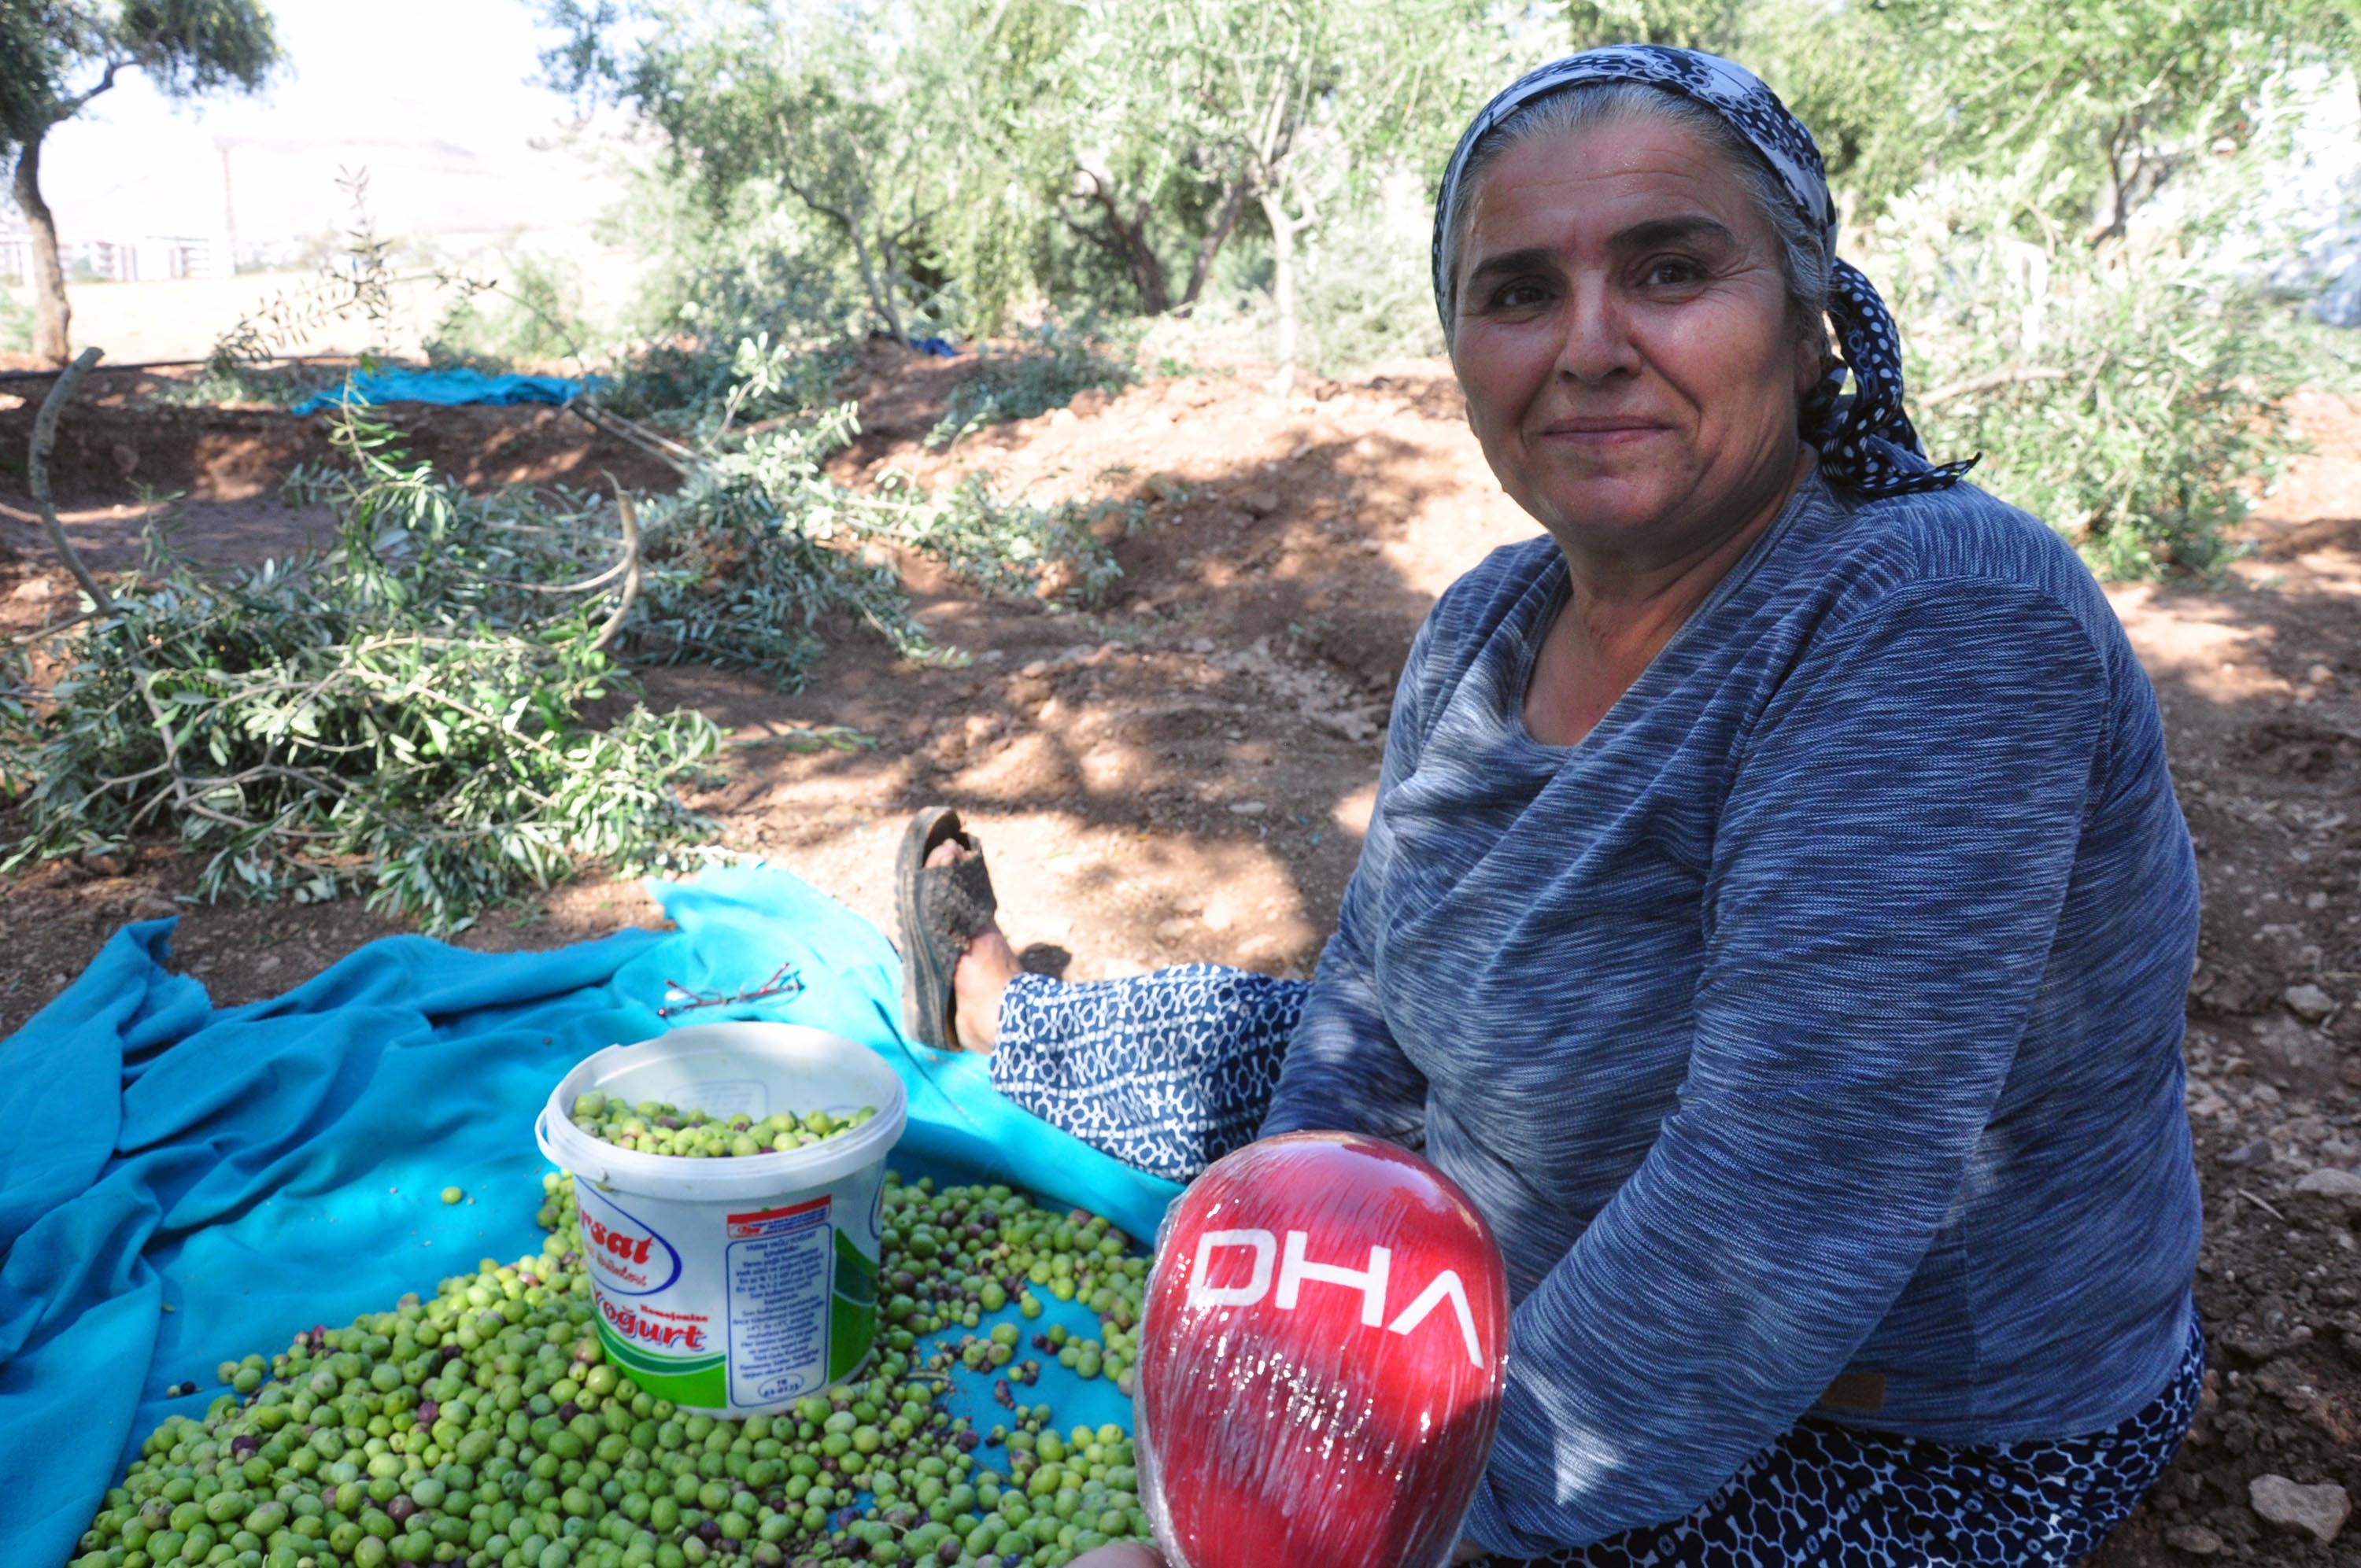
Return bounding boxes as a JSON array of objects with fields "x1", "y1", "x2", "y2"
[{"x1": 1433, "y1": 45, "x2": 1972, "y2": 498}]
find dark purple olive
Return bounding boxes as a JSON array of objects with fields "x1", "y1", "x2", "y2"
[
  {"x1": 937, "y1": 1541, "x2": 961, "y2": 1565},
  {"x1": 415, "y1": 1400, "x2": 439, "y2": 1426},
  {"x1": 440, "y1": 1344, "x2": 463, "y2": 1362},
  {"x1": 697, "y1": 1519, "x2": 722, "y2": 1542},
  {"x1": 957, "y1": 1430, "x2": 980, "y2": 1452},
  {"x1": 387, "y1": 1495, "x2": 417, "y2": 1524},
  {"x1": 557, "y1": 1402, "x2": 580, "y2": 1422},
  {"x1": 231, "y1": 1435, "x2": 260, "y2": 1460}
]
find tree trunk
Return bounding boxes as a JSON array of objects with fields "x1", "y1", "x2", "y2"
[
  {"x1": 2090, "y1": 120, "x2": 2132, "y2": 245},
  {"x1": 1075, "y1": 172, "x2": 1171, "y2": 313},
  {"x1": 867, "y1": 225, "x2": 913, "y2": 349},
  {"x1": 1177, "y1": 180, "x2": 1248, "y2": 312},
  {"x1": 841, "y1": 205, "x2": 907, "y2": 349},
  {"x1": 13, "y1": 132, "x2": 72, "y2": 367},
  {"x1": 1259, "y1": 189, "x2": 1299, "y2": 390},
  {"x1": 1125, "y1": 206, "x2": 1173, "y2": 316}
]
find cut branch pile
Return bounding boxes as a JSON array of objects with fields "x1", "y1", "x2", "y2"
[
  {"x1": 2, "y1": 331, "x2": 1137, "y2": 931},
  {"x1": 3, "y1": 378, "x2": 716, "y2": 933}
]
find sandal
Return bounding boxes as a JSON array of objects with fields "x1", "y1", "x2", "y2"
[{"x1": 895, "y1": 806, "x2": 999, "y2": 1052}]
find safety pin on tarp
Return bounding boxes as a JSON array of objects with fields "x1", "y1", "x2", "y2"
[{"x1": 656, "y1": 961, "x2": 805, "y2": 1018}]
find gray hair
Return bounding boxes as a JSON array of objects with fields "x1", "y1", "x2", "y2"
[{"x1": 1436, "y1": 81, "x2": 1832, "y2": 352}]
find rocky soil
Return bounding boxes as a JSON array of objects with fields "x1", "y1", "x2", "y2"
[{"x1": 2, "y1": 352, "x2": 2355, "y2": 1565}]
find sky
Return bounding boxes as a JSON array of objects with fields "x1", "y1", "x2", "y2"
[{"x1": 20, "y1": 0, "x2": 634, "y2": 257}]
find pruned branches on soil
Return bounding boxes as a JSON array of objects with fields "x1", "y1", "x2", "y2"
[
  {"x1": 3, "y1": 330, "x2": 1132, "y2": 930},
  {"x1": 2, "y1": 408, "x2": 719, "y2": 934}
]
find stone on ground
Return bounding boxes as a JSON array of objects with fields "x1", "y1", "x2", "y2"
[
  {"x1": 2248, "y1": 1474, "x2": 2351, "y2": 1544},
  {"x1": 2281, "y1": 982, "x2": 2333, "y2": 1022},
  {"x1": 2293, "y1": 1166, "x2": 2361, "y2": 1200},
  {"x1": 2162, "y1": 1523, "x2": 2223, "y2": 1555}
]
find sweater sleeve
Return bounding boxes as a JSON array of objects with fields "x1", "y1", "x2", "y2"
[
  {"x1": 1256, "y1": 618, "x2": 1439, "y2": 1148},
  {"x1": 1461, "y1": 578, "x2": 2112, "y2": 1555}
]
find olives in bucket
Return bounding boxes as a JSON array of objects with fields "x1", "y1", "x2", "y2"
[{"x1": 569, "y1": 1090, "x2": 878, "y2": 1157}]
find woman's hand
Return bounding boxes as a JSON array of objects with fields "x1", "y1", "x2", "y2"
[{"x1": 1065, "y1": 1546, "x2": 1167, "y2": 1568}]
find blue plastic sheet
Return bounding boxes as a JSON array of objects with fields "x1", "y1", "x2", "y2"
[
  {"x1": 2, "y1": 865, "x2": 1180, "y2": 1566},
  {"x1": 289, "y1": 367, "x2": 597, "y2": 417}
]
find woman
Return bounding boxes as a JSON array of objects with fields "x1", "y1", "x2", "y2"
[{"x1": 896, "y1": 46, "x2": 2204, "y2": 1567}]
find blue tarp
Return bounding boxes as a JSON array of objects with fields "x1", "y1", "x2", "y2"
[
  {"x1": 2, "y1": 865, "x2": 1179, "y2": 1568},
  {"x1": 289, "y1": 367, "x2": 596, "y2": 417}
]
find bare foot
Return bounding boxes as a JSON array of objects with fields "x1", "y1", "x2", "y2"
[{"x1": 926, "y1": 837, "x2": 1022, "y2": 1053}]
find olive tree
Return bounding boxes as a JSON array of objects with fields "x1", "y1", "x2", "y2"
[
  {"x1": 547, "y1": 0, "x2": 972, "y2": 349},
  {"x1": 1, "y1": 0, "x2": 280, "y2": 365},
  {"x1": 1119, "y1": 0, "x2": 1496, "y2": 380}
]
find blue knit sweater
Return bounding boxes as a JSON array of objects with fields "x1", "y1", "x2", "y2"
[{"x1": 1258, "y1": 468, "x2": 2203, "y2": 1554}]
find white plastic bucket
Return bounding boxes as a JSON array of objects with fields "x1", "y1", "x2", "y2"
[{"x1": 535, "y1": 1022, "x2": 907, "y2": 1416}]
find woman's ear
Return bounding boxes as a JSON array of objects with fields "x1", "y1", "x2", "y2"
[{"x1": 1792, "y1": 312, "x2": 1831, "y2": 404}]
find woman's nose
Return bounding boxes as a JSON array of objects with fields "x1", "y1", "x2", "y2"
[{"x1": 1555, "y1": 279, "x2": 1639, "y2": 385}]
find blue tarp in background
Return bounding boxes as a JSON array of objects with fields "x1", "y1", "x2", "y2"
[
  {"x1": 290, "y1": 367, "x2": 597, "y2": 418},
  {"x1": 2, "y1": 865, "x2": 1179, "y2": 1567}
]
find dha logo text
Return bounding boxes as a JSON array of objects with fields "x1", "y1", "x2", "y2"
[{"x1": 1184, "y1": 1228, "x2": 1487, "y2": 1368}]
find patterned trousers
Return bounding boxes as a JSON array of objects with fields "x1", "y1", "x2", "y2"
[
  {"x1": 985, "y1": 965, "x2": 2201, "y2": 1567},
  {"x1": 988, "y1": 965, "x2": 1308, "y2": 1184}
]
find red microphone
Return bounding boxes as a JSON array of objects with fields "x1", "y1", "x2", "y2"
[{"x1": 1134, "y1": 1132, "x2": 1512, "y2": 1568}]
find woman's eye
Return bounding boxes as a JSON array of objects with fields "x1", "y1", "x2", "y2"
[
  {"x1": 1644, "y1": 259, "x2": 1701, "y2": 287},
  {"x1": 1491, "y1": 282, "x2": 1548, "y2": 310}
]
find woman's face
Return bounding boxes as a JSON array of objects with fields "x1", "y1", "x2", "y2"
[{"x1": 1450, "y1": 114, "x2": 1821, "y2": 564}]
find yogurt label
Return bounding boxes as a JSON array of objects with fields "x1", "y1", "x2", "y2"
[{"x1": 726, "y1": 1196, "x2": 835, "y2": 1407}]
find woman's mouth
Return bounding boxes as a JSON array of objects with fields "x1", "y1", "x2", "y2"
[
  {"x1": 1539, "y1": 417, "x2": 1669, "y2": 450},
  {"x1": 1542, "y1": 415, "x2": 1668, "y2": 437}
]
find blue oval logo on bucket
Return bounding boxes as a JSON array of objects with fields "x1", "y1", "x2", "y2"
[{"x1": 576, "y1": 1186, "x2": 683, "y2": 1297}]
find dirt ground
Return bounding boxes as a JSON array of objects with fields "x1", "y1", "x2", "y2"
[{"x1": 2, "y1": 349, "x2": 2355, "y2": 1565}]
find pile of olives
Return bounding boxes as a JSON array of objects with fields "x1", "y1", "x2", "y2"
[{"x1": 69, "y1": 1168, "x2": 1154, "y2": 1568}]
